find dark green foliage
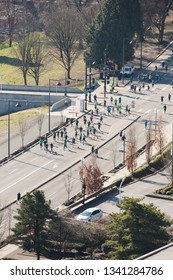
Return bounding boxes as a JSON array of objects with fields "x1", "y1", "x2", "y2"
[
  {"x1": 86, "y1": 0, "x2": 142, "y2": 66},
  {"x1": 104, "y1": 197, "x2": 172, "y2": 259},
  {"x1": 12, "y1": 190, "x2": 54, "y2": 260}
]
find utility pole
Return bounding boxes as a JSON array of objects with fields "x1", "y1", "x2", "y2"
[
  {"x1": 104, "y1": 47, "x2": 107, "y2": 98},
  {"x1": 172, "y1": 119, "x2": 173, "y2": 189}
]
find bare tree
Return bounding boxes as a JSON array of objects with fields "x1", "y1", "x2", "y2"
[
  {"x1": 64, "y1": 169, "x2": 73, "y2": 201},
  {"x1": 140, "y1": 0, "x2": 173, "y2": 43},
  {"x1": 145, "y1": 120, "x2": 153, "y2": 164},
  {"x1": 15, "y1": 31, "x2": 32, "y2": 85},
  {"x1": 126, "y1": 127, "x2": 138, "y2": 174},
  {"x1": 29, "y1": 32, "x2": 47, "y2": 85},
  {"x1": 36, "y1": 112, "x2": 44, "y2": 137},
  {"x1": 18, "y1": 116, "x2": 28, "y2": 147},
  {"x1": 154, "y1": 115, "x2": 166, "y2": 154},
  {"x1": 79, "y1": 161, "x2": 103, "y2": 194},
  {"x1": 46, "y1": 7, "x2": 82, "y2": 79}
]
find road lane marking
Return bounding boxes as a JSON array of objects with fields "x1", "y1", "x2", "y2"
[
  {"x1": 29, "y1": 157, "x2": 38, "y2": 163},
  {"x1": 0, "y1": 159, "x2": 55, "y2": 194},
  {"x1": 47, "y1": 192, "x2": 56, "y2": 198}
]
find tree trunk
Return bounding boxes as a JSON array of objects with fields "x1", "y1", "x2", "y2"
[
  {"x1": 67, "y1": 68, "x2": 71, "y2": 79},
  {"x1": 23, "y1": 72, "x2": 27, "y2": 85}
]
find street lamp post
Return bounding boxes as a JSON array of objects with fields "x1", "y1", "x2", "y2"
[
  {"x1": 81, "y1": 157, "x2": 86, "y2": 204},
  {"x1": 123, "y1": 137, "x2": 126, "y2": 163},
  {"x1": 48, "y1": 79, "x2": 51, "y2": 133},
  {"x1": 119, "y1": 177, "x2": 125, "y2": 205},
  {"x1": 8, "y1": 100, "x2": 11, "y2": 158},
  {"x1": 104, "y1": 47, "x2": 107, "y2": 98},
  {"x1": 140, "y1": 27, "x2": 151, "y2": 69},
  {"x1": 48, "y1": 77, "x2": 67, "y2": 133},
  {"x1": 172, "y1": 118, "x2": 173, "y2": 189},
  {"x1": 155, "y1": 109, "x2": 158, "y2": 139}
]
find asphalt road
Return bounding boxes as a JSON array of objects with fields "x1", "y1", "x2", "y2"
[
  {"x1": 1, "y1": 44, "x2": 173, "y2": 241},
  {"x1": 74, "y1": 168, "x2": 173, "y2": 220}
]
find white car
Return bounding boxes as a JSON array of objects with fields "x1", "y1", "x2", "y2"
[
  {"x1": 76, "y1": 207, "x2": 103, "y2": 222},
  {"x1": 120, "y1": 65, "x2": 135, "y2": 76}
]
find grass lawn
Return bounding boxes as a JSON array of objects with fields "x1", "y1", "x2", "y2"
[
  {"x1": 0, "y1": 41, "x2": 85, "y2": 87},
  {"x1": 0, "y1": 106, "x2": 48, "y2": 132}
]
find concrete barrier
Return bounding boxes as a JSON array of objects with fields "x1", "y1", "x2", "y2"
[
  {"x1": 1, "y1": 84, "x2": 83, "y2": 94},
  {"x1": 51, "y1": 97, "x2": 71, "y2": 112}
]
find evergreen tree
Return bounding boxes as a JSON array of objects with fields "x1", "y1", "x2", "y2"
[
  {"x1": 104, "y1": 197, "x2": 172, "y2": 259},
  {"x1": 86, "y1": 0, "x2": 142, "y2": 67},
  {"x1": 12, "y1": 190, "x2": 54, "y2": 260}
]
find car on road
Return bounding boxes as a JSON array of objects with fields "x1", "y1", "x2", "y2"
[
  {"x1": 76, "y1": 207, "x2": 103, "y2": 222},
  {"x1": 120, "y1": 65, "x2": 135, "y2": 76}
]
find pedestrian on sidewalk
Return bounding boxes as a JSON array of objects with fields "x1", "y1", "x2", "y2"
[
  {"x1": 168, "y1": 93, "x2": 171, "y2": 102},
  {"x1": 145, "y1": 120, "x2": 148, "y2": 129},
  {"x1": 119, "y1": 130, "x2": 123, "y2": 140},
  {"x1": 57, "y1": 131, "x2": 59, "y2": 138},
  {"x1": 122, "y1": 133, "x2": 126, "y2": 142},
  {"x1": 161, "y1": 96, "x2": 164, "y2": 103},
  {"x1": 98, "y1": 122, "x2": 101, "y2": 130},
  {"x1": 50, "y1": 143, "x2": 53, "y2": 153},
  {"x1": 104, "y1": 100, "x2": 107, "y2": 107},
  {"x1": 53, "y1": 132, "x2": 56, "y2": 141},
  {"x1": 91, "y1": 146, "x2": 95, "y2": 155},
  {"x1": 163, "y1": 104, "x2": 167, "y2": 113},
  {"x1": 100, "y1": 114, "x2": 103, "y2": 123}
]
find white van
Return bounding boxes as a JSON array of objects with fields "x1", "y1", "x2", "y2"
[{"x1": 120, "y1": 65, "x2": 135, "y2": 76}]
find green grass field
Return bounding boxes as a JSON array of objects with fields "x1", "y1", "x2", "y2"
[{"x1": 0, "y1": 41, "x2": 85, "y2": 86}]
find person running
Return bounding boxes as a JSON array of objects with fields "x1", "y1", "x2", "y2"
[
  {"x1": 39, "y1": 138, "x2": 43, "y2": 149},
  {"x1": 70, "y1": 118, "x2": 73, "y2": 126},
  {"x1": 76, "y1": 119, "x2": 79, "y2": 128},
  {"x1": 82, "y1": 134, "x2": 86, "y2": 144},
  {"x1": 95, "y1": 148, "x2": 98, "y2": 157},
  {"x1": 60, "y1": 130, "x2": 64, "y2": 139},
  {"x1": 114, "y1": 99, "x2": 117, "y2": 107}
]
